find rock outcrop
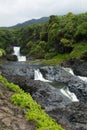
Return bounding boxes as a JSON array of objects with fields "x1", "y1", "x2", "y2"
[
  {"x1": 0, "y1": 62, "x2": 87, "y2": 130},
  {"x1": 6, "y1": 54, "x2": 18, "y2": 61},
  {"x1": 61, "y1": 58, "x2": 87, "y2": 76}
]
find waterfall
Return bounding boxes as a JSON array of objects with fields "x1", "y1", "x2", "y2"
[
  {"x1": 78, "y1": 76, "x2": 87, "y2": 82},
  {"x1": 13, "y1": 46, "x2": 20, "y2": 56},
  {"x1": 34, "y1": 69, "x2": 52, "y2": 82},
  {"x1": 63, "y1": 67, "x2": 74, "y2": 75},
  {"x1": 13, "y1": 46, "x2": 26, "y2": 61},
  {"x1": 63, "y1": 67, "x2": 87, "y2": 83},
  {"x1": 60, "y1": 87, "x2": 79, "y2": 102}
]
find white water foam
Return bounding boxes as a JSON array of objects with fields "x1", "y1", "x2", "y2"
[
  {"x1": 13, "y1": 46, "x2": 26, "y2": 61},
  {"x1": 78, "y1": 76, "x2": 87, "y2": 82},
  {"x1": 60, "y1": 87, "x2": 79, "y2": 102},
  {"x1": 63, "y1": 67, "x2": 74, "y2": 75},
  {"x1": 34, "y1": 68, "x2": 79, "y2": 102},
  {"x1": 34, "y1": 69, "x2": 52, "y2": 82},
  {"x1": 63, "y1": 67, "x2": 87, "y2": 83}
]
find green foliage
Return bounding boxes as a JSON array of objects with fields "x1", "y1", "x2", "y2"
[
  {"x1": 11, "y1": 93, "x2": 31, "y2": 108},
  {"x1": 45, "y1": 48, "x2": 57, "y2": 59},
  {"x1": 0, "y1": 12, "x2": 87, "y2": 61},
  {"x1": 0, "y1": 29, "x2": 16, "y2": 51},
  {"x1": 11, "y1": 92, "x2": 64, "y2": 130},
  {"x1": 49, "y1": 15, "x2": 59, "y2": 24},
  {"x1": 75, "y1": 22, "x2": 87, "y2": 40},
  {"x1": 41, "y1": 53, "x2": 70, "y2": 65},
  {"x1": 0, "y1": 75, "x2": 23, "y2": 93},
  {"x1": 39, "y1": 42, "x2": 87, "y2": 65},
  {"x1": 60, "y1": 38, "x2": 72, "y2": 46},
  {"x1": 26, "y1": 41, "x2": 34, "y2": 49},
  {"x1": 40, "y1": 32, "x2": 48, "y2": 41},
  {"x1": 70, "y1": 42, "x2": 87, "y2": 58},
  {"x1": 0, "y1": 49, "x2": 6, "y2": 57},
  {"x1": 29, "y1": 41, "x2": 48, "y2": 58},
  {"x1": 0, "y1": 75, "x2": 64, "y2": 130}
]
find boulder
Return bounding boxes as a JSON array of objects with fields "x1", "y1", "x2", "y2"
[
  {"x1": 61, "y1": 58, "x2": 87, "y2": 77},
  {"x1": 48, "y1": 102, "x2": 87, "y2": 130},
  {"x1": 6, "y1": 54, "x2": 18, "y2": 61}
]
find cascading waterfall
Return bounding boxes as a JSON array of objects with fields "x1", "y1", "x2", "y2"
[
  {"x1": 34, "y1": 68, "x2": 79, "y2": 102},
  {"x1": 13, "y1": 46, "x2": 26, "y2": 61},
  {"x1": 60, "y1": 66, "x2": 87, "y2": 101},
  {"x1": 34, "y1": 68, "x2": 80, "y2": 102},
  {"x1": 34, "y1": 69, "x2": 52, "y2": 82},
  {"x1": 63, "y1": 67, "x2": 87, "y2": 82},
  {"x1": 63, "y1": 67, "x2": 74, "y2": 75},
  {"x1": 78, "y1": 76, "x2": 87, "y2": 82},
  {"x1": 13, "y1": 46, "x2": 20, "y2": 56},
  {"x1": 60, "y1": 87, "x2": 79, "y2": 102}
]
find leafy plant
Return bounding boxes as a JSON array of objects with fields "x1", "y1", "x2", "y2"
[
  {"x1": 0, "y1": 48, "x2": 6, "y2": 57},
  {"x1": 0, "y1": 75, "x2": 64, "y2": 130}
]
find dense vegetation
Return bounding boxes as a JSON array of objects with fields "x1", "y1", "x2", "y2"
[
  {"x1": 0, "y1": 75, "x2": 64, "y2": 130},
  {"x1": 0, "y1": 12, "x2": 87, "y2": 64}
]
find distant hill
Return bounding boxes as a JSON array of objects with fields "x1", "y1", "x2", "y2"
[{"x1": 10, "y1": 17, "x2": 49, "y2": 28}]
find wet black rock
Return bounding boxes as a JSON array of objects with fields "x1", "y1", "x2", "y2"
[
  {"x1": 40, "y1": 66, "x2": 87, "y2": 102},
  {"x1": 40, "y1": 66, "x2": 73, "y2": 82},
  {"x1": 0, "y1": 62, "x2": 87, "y2": 130},
  {"x1": 6, "y1": 54, "x2": 18, "y2": 61},
  {"x1": 48, "y1": 102, "x2": 87, "y2": 130},
  {"x1": 61, "y1": 58, "x2": 87, "y2": 77},
  {"x1": 0, "y1": 62, "x2": 34, "y2": 79}
]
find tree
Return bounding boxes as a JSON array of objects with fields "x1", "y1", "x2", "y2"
[{"x1": 75, "y1": 22, "x2": 87, "y2": 41}]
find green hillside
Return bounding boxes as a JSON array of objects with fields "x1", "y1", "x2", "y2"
[{"x1": 0, "y1": 12, "x2": 87, "y2": 64}]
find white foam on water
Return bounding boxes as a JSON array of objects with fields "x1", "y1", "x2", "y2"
[
  {"x1": 13, "y1": 46, "x2": 26, "y2": 61},
  {"x1": 34, "y1": 69, "x2": 52, "y2": 82},
  {"x1": 60, "y1": 87, "x2": 79, "y2": 102}
]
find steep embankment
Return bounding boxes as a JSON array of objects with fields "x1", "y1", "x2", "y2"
[
  {"x1": 0, "y1": 81, "x2": 36, "y2": 130},
  {"x1": 0, "y1": 74, "x2": 64, "y2": 130}
]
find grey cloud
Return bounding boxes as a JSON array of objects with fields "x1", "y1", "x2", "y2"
[{"x1": 0, "y1": 0, "x2": 87, "y2": 27}]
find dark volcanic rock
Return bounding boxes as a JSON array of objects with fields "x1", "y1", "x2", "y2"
[
  {"x1": 0, "y1": 63, "x2": 87, "y2": 102},
  {"x1": 3, "y1": 75, "x2": 71, "y2": 111},
  {"x1": 40, "y1": 66, "x2": 73, "y2": 82},
  {"x1": 6, "y1": 54, "x2": 18, "y2": 61},
  {"x1": 40, "y1": 66, "x2": 87, "y2": 102},
  {"x1": 68, "y1": 77, "x2": 87, "y2": 102},
  {"x1": 0, "y1": 62, "x2": 34, "y2": 79},
  {"x1": 48, "y1": 102, "x2": 87, "y2": 130},
  {"x1": 61, "y1": 58, "x2": 87, "y2": 77},
  {"x1": 0, "y1": 82, "x2": 36, "y2": 130},
  {"x1": 0, "y1": 62, "x2": 87, "y2": 130}
]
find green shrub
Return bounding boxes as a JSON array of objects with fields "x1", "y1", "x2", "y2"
[
  {"x1": 0, "y1": 75, "x2": 64, "y2": 130},
  {"x1": 45, "y1": 52, "x2": 56, "y2": 59},
  {"x1": 0, "y1": 75, "x2": 23, "y2": 93},
  {"x1": 0, "y1": 49, "x2": 6, "y2": 57}
]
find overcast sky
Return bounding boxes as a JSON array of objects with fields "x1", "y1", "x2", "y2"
[{"x1": 0, "y1": 0, "x2": 87, "y2": 27}]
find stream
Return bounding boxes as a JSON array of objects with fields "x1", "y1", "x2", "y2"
[{"x1": 0, "y1": 47, "x2": 87, "y2": 130}]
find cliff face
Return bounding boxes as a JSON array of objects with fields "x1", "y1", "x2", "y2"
[{"x1": 0, "y1": 82, "x2": 36, "y2": 130}]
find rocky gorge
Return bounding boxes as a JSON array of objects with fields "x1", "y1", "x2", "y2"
[{"x1": 0, "y1": 60, "x2": 87, "y2": 130}]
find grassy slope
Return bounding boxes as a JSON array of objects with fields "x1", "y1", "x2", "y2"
[{"x1": 32, "y1": 42, "x2": 87, "y2": 65}]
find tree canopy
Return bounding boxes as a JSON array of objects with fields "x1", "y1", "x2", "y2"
[{"x1": 0, "y1": 12, "x2": 87, "y2": 59}]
